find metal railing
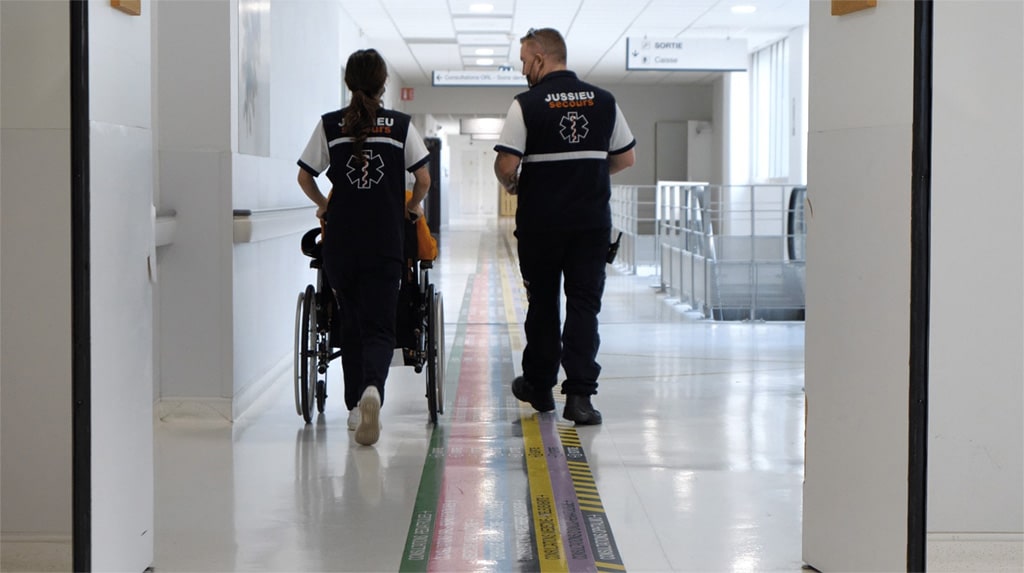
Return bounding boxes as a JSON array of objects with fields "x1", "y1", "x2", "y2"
[
  {"x1": 652, "y1": 181, "x2": 807, "y2": 321},
  {"x1": 609, "y1": 184, "x2": 658, "y2": 275}
]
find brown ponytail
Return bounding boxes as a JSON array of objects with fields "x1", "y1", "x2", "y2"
[{"x1": 342, "y1": 49, "x2": 388, "y2": 165}]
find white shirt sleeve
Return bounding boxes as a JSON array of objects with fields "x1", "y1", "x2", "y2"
[
  {"x1": 494, "y1": 100, "x2": 526, "y2": 156},
  {"x1": 299, "y1": 119, "x2": 330, "y2": 174},
  {"x1": 405, "y1": 122, "x2": 430, "y2": 170},
  {"x1": 609, "y1": 104, "x2": 635, "y2": 155}
]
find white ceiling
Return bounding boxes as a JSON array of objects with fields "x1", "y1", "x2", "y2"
[{"x1": 337, "y1": 0, "x2": 809, "y2": 87}]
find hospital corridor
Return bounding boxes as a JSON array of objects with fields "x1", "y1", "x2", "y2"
[{"x1": 153, "y1": 222, "x2": 806, "y2": 572}]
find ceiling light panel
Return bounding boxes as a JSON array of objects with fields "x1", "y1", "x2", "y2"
[
  {"x1": 460, "y1": 56, "x2": 511, "y2": 69},
  {"x1": 460, "y1": 117, "x2": 505, "y2": 134},
  {"x1": 450, "y1": 0, "x2": 513, "y2": 16},
  {"x1": 453, "y1": 16, "x2": 513, "y2": 33},
  {"x1": 459, "y1": 45, "x2": 509, "y2": 58},
  {"x1": 338, "y1": 0, "x2": 400, "y2": 37},
  {"x1": 457, "y1": 33, "x2": 514, "y2": 45},
  {"x1": 387, "y1": 0, "x2": 455, "y2": 39},
  {"x1": 628, "y1": 0, "x2": 713, "y2": 29},
  {"x1": 408, "y1": 43, "x2": 463, "y2": 72},
  {"x1": 508, "y1": 0, "x2": 579, "y2": 36},
  {"x1": 564, "y1": 2, "x2": 649, "y2": 73}
]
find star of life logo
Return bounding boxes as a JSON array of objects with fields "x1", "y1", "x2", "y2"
[
  {"x1": 346, "y1": 151, "x2": 385, "y2": 189},
  {"x1": 559, "y1": 112, "x2": 589, "y2": 143}
]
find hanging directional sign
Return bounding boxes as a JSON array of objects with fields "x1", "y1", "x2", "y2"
[
  {"x1": 433, "y1": 70, "x2": 528, "y2": 87},
  {"x1": 626, "y1": 38, "x2": 748, "y2": 72}
]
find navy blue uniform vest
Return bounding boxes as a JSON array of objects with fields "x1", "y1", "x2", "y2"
[
  {"x1": 508, "y1": 71, "x2": 621, "y2": 232},
  {"x1": 320, "y1": 108, "x2": 413, "y2": 262}
]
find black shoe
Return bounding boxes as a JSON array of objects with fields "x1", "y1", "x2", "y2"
[
  {"x1": 563, "y1": 394, "x2": 602, "y2": 425},
  {"x1": 511, "y1": 376, "x2": 555, "y2": 412}
]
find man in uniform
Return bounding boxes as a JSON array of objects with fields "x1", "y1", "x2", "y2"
[{"x1": 494, "y1": 28, "x2": 636, "y2": 425}]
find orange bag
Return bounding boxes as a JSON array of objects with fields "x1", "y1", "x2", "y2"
[{"x1": 406, "y1": 191, "x2": 438, "y2": 261}]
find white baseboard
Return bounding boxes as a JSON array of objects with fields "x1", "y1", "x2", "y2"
[
  {"x1": 156, "y1": 397, "x2": 233, "y2": 423},
  {"x1": 156, "y1": 353, "x2": 291, "y2": 424},
  {"x1": 1, "y1": 535, "x2": 72, "y2": 572},
  {"x1": 233, "y1": 353, "x2": 291, "y2": 421},
  {"x1": 928, "y1": 533, "x2": 1024, "y2": 572}
]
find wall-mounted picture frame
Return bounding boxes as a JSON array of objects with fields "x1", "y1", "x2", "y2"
[
  {"x1": 111, "y1": 0, "x2": 141, "y2": 16},
  {"x1": 238, "y1": 0, "x2": 270, "y2": 156},
  {"x1": 832, "y1": 0, "x2": 877, "y2": 16}
]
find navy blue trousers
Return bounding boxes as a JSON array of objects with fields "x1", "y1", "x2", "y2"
[
  {"x1": 322, "y1": 252, "x2": 401, "y2": 410},
  {"x1": 516, "y1": 227, "x2": 609, "y2": 396}
]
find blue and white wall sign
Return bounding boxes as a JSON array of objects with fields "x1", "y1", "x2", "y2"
[
  {"x1": 626, "y1": 37, "x2": 748, "y2": 72},
  {"x1": 433, "y1": 70, "x2": 528, "y2": 87}
]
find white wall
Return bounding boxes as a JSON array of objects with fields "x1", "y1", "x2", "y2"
[
  {"x1": 87, "y1": 0, "x2": 155, "y2": 569},
  {"x1": 802, "y1": 0, "x2": 915, "y2": 570},
  {"x1": 804, "y1": 0, "x2": 1024, "y2": 569},
  {"x1": 929, "y1": 0, "x2": 1023, "y2": 539},
  {"x1": 789, "y1": 26, "x2": 808, "y2": 185},
  {"x1": 155, "y1": 0, "x2": 364, "y2": 419},
  {"x1": 155, "y1": 0, "x2": 234, "y2": 416},
  {"x1": 0, "y1": 1, "x2": 74, "y2": 568},
  {"x1": 231, "y1": 1, "x2": 362, "y2": 415},
  {"x1": 720, "y1": 72, "x2": 751, "y2": 186},
  {"x1": 1, "y1": 0, "x2": 156, "y2": 569}
]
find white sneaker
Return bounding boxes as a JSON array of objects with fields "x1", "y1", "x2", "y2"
[
  {"x1": 347, "y1": 408, "x2": 361, "y2": 431},
  {"x1": 355, "y1": 386, "x2": 382, "y2": 446}
]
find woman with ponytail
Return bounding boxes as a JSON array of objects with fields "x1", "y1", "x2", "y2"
[{"x1": 297, "y1": 48, "x2": 431, "y2": 446}]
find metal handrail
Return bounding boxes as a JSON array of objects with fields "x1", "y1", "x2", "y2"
[{"x1": 649, "y1": 182, "x2": 807, "y2": 320}]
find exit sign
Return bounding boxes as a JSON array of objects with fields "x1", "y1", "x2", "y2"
[{"x1": 626, "y1": 37, "x2": 747, "y2": 72}]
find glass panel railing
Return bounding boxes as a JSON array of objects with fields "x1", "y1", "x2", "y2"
[{"x1": 614, "y1": 182, "x2": 808, "y2": 321}]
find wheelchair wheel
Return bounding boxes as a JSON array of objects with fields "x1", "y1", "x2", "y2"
[
  {"x1": 426, "y1": 284, "x2": 445, "y2": 423},
  {"x1": 299, "y1": 284, "x2": 317, "y2": 423},
  {"x1": 316, "y1": 380, "x2": 326, "y2": 413},
  {"x1": 293, "y1": 291, "x2": 305, "y2": 416},
  {"x1": 434, "y1": 290, "x2": 445, "y2": 416}
]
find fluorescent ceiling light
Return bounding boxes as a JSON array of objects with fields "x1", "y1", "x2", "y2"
[
  {"x1": 469, "y1": 3, "x2": 494, "y2": 13},
  {"x1": 458, "y1": 33, "x2": 511, "y2": 45},
  {"x1": 453, "y1": 17, "x2": 512, "y2": 33},
  {"x1": 476, "y1": 58, "x2": 495, "y2": 66},
  {"x1": 460, "y1": 45, "x2": 508, "y2": 58},
  {"x1": 731, "y1": 5, "x2": 757, "y2": 14},
  {"x1": 460, "y1": 117, "x2": 504, "y2": 134}
]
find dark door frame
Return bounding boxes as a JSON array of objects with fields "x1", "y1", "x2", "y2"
[
  {"x1": 70, "y1": 0, "x2": 91, "y2": 570},
  {"x1": 909, "y1": 0, "x2": 934, "y2": 570}
]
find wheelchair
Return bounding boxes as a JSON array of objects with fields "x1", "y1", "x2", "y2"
[{"x1": 293, "y1": 218, "x2": 445, "y2": 424}]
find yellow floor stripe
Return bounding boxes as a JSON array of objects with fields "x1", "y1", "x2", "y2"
[
  {"x1": 504, "y1": 229, "x2": 621, "y2": 571},
  {"x1": 499, "y1": 261, "x2": 522, "y2": 350},
  {"x1": 522, "y1": 414, "x2": 569, "y2": 572}
]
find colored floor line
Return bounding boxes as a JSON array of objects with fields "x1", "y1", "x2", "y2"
[
  {"x1": 401, "y1": 233, "x2": 625, "y2": 572},
  {"x1": 502, "y1": 235, "x2": 627, "y2": 572}
]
